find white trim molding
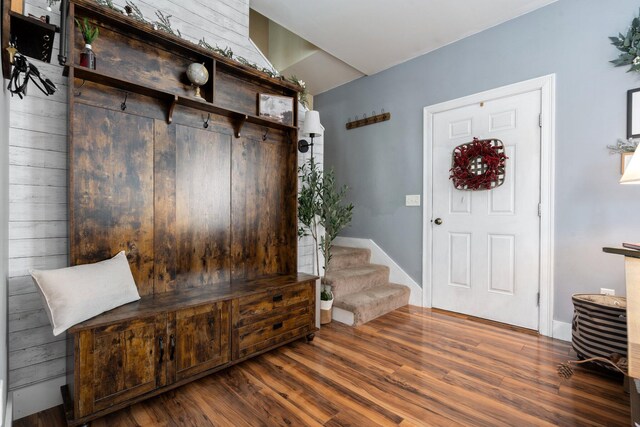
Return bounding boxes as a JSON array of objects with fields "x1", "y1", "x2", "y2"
[
  {"x1": 422, "y1": 74, "x2": 556, "y2": 337},
  {"x1": 333, "y1": 236, "x2": 423, "y2": 306},
  {"x1": 12, "y1": 375, "x2": 66, "y2": 420},
  {"x1": 3, "y1": 391, "x2": 11, "y2": 427},
  {"x1": 552, "y1": 320, "x2": 572, "y2": 342}
]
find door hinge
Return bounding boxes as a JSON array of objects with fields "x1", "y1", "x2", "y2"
[
  {"x1": 537, "y1": 292, "x2": 540, "y2": 307},
  {"x1": 538, "y1": 114, "x2": 542, "y2": 128},
  {"x1": 538, "y1": 203, "x2": 542, "y2": 217}
]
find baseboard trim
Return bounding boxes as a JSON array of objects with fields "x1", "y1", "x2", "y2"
[
  {"x1": 552, "y1": 320, "x2": 572, "y2": 342},
  {"x1": 4, "y1": 392, "x2": 12, "y2": 427},
  {"x1": 12, "y1": 375, "x2": 66, "y2": 420},
  {"x1": 332, "y1": 306, "x2": 355, "y2": 326},
  {"x1": 333, "y1": 237, "x2": 423, "y2": 306}
]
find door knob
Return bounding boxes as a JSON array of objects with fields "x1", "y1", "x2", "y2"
[{"x1": 434, "y1": 218, "x2": 443, "y2": 225}]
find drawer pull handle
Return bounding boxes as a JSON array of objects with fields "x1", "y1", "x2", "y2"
[
  {"x1": 273, "y1": 322, "x2": 283, "y2": 330},
  {"x1": 273, "y1": 294, "x2": 283, "y2": 302}
]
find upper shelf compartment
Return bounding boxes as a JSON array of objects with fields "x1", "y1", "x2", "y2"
[
  {"x1": 69, "y1": 65, "x2": 297, "y2": 136},
  {"x1": 68, "y1": 0, "x2": 299, "y2": 133}
]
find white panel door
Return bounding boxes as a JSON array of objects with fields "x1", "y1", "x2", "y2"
[{"x1": 431, "y1": 90, "x2": 541, "y2": 330}]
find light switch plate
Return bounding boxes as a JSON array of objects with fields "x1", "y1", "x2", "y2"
[{"x1": 406, "y1": 195, "x2": 421, "y2": 206}]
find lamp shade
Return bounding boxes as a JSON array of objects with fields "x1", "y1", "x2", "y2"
[
  {"x1": 621, "y1": 147, "x2": 640, "y2": 184},
  {"x1": 302, "y1": 110, "x2": 323, "y2": 137}
]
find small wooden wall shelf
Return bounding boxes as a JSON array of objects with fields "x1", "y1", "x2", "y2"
[
  {"x1": 346, "y1": 111, "x2": 391, "y2": 130},
  {"x1": 68, "y1": 65, "x2": 296, "y2": 136}
]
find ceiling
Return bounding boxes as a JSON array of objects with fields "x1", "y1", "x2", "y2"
[{"x1": 251, "y1": 0, "x2": 557, "y2": 93}]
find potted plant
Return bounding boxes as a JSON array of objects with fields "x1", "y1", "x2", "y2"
[
  {"x1": 298, "y1": 156, "x2": 353, "y2": 275},
  {"x1": 320, "y1": 286, "x2": 334, "y2": 325},
  {"x1": 298, "y1": 156, "x2": 353, "y2": 325},
  {"x1": 76, "y1": 17, "x2": 99, "y2": 69}
]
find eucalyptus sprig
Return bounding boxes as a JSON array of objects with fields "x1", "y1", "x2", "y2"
[
  {"x1": 75, "y1": 18, "x2": 99, "y2": 45},
  {"x1": 154, "y1": 10, "x2": 181, "y2": 37},
  {"x1": 610, "y1": 8, "x2": 640, "y2": 72},
  {"x1": 608, "y1": 137, "x2": 639, "y2": 154}
]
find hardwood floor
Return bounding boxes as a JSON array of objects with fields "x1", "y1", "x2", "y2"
[{"x1": 14, "y1": 306, "x2": 629, "y2": 426}]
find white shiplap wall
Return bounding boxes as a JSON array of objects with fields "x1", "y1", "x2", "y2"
[
  {"x1": 296, "y1": 118, "x2": 324, "y2": 276},
  {"x1": 8, "y1": 0, "x2": 313, "y2": 416}
]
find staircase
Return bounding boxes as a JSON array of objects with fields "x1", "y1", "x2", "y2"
[{"x1": 323, "y1": 246, "x2": 410, "y2": 326}]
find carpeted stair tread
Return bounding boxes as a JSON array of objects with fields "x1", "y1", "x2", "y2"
[
  {"x1": 334, "y1": 283, "x2": 410, "y2": 326},
  {"x1": 323, "y1": 264, "x2": 390, "y2": 298},
  {"x1": 328, "y1": 246, "x2": 371, "y2": 271}
]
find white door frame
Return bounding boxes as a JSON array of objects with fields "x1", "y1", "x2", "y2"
[{"x1": 422, "y1": 74, "x2": 556, "y2": 337}]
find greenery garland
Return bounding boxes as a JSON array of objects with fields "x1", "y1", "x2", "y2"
[
  {"x1": 608, "y1": 137, "x2": 639, "y2": 154},
  {"x1": 610, "y1": 8, "x2": 640, "y2": 72},
  {"x1": 58, "y1": 0, "x2": 309, "y2": 106}
]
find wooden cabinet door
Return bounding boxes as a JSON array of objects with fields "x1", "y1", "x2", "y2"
[
  {"x1": 172, "y1": 301, "x2": 230, "y2": 381},
  {"x1": 75, "y1": 315, "x2": 167, "y2": 418}
]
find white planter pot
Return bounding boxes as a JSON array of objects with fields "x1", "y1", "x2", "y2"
[{"x1": 320, "y1": 298, "x2": 334, "y2": 310}]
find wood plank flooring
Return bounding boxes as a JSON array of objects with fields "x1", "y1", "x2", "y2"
[{"x1": 14, "y1": 306, "x2": 629, "y2": 426}]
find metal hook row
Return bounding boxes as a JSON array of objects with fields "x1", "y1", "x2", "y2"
[{"x1": 348, "y1": 108, "x2": 385, "y2": 123}]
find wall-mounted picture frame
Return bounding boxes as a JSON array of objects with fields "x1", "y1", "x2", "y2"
[
  {"x1": 258, "y1": 93, "x2": 294, "y2": 126},
  {"x1": 627, "y1": 88, "x2": 640, "y2": 138}
]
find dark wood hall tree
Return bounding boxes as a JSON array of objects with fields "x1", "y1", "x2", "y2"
[{"x1": 62, "y1": 1, "x2": 317, "y2": 425}]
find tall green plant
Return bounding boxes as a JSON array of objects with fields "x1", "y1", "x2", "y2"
[{"x1": 298, "y1": 156, "x2": 354, "y2": 276}]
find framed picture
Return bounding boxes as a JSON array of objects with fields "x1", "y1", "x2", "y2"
[
  {"x1": 622, "y1": 151, "x2": 634, "y2": 174},
  {"x1": 628, "y1": 88, "x2": 640, "y2": 138},
  {"x1": 258, "y1": 94, "x2": 294, "y2": 126}
]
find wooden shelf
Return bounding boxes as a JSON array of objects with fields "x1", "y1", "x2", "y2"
[
  {"x1": 71, "y1": 0, "x2": 299, "y2": 93},
  {"x1": 69, "y1": 65, "x2": 297, "y2": 135}
]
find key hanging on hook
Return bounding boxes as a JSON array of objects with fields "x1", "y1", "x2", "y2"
[
  {"x1": 121, "y1": 92, "x2": 128, "y2": 111},
  {"x1": 203, "y1": 113, "x2": 211, "y2": 129},
  {"x1": 262, "y1": 128, "x2": 269, "y2": 141}
]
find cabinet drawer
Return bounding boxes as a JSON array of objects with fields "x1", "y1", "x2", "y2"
[
  {"x1": 237, "y1": 282, "x2": 312, "y2": 323},
  {"x1": 236, "y1": 306, "x2": 312, "y2": 359}
]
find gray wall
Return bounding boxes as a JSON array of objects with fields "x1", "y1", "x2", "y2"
[{"x1": 316, "y1": 0, "x2": 640, "y2": 323}]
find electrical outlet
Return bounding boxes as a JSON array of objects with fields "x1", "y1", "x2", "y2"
[
  {"x1": 600, "y1": 288, "x2": 615, "y2": 296},
  {"x1": 406, "y1": 195, "x2": 421, "y2": 206}
]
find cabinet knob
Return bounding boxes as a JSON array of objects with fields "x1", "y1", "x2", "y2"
[
  {"x1": 273, "y1": 322, "x2": 283, "y2": 330},
  {"x1": 273, "y1": 294, "x2": 283, "y2": 302}
]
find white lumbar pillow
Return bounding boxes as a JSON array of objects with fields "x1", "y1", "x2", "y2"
[{"x1": 30, "y1": 251, "x2": 141, "y2": 336}]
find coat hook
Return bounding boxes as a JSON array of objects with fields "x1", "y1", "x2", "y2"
[
  {"x1": 74, "y1": 80, "x2": 86, "y2": 97},
  {"x1": 121, "y1": 92, "x2": 128, "y2": 111},
  {"x1": 262, "y1": 128, "x2": 269, "y2": 141},
  {"x1": 203, "y1": 113, "x2": 210, "y2": 129}
]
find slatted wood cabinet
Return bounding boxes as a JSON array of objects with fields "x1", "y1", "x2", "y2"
[{"x1": 62, "y1": 1, "x2": 317, "y2": 425}]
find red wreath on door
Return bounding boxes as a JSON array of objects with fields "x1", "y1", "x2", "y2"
[{"x1": 449, "y1": 138, "x2": 507, "y2": 190}]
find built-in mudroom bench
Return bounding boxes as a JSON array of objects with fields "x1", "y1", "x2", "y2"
[{"x1": 58, "y1": 0, "x2": 317, "y2": 425}]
